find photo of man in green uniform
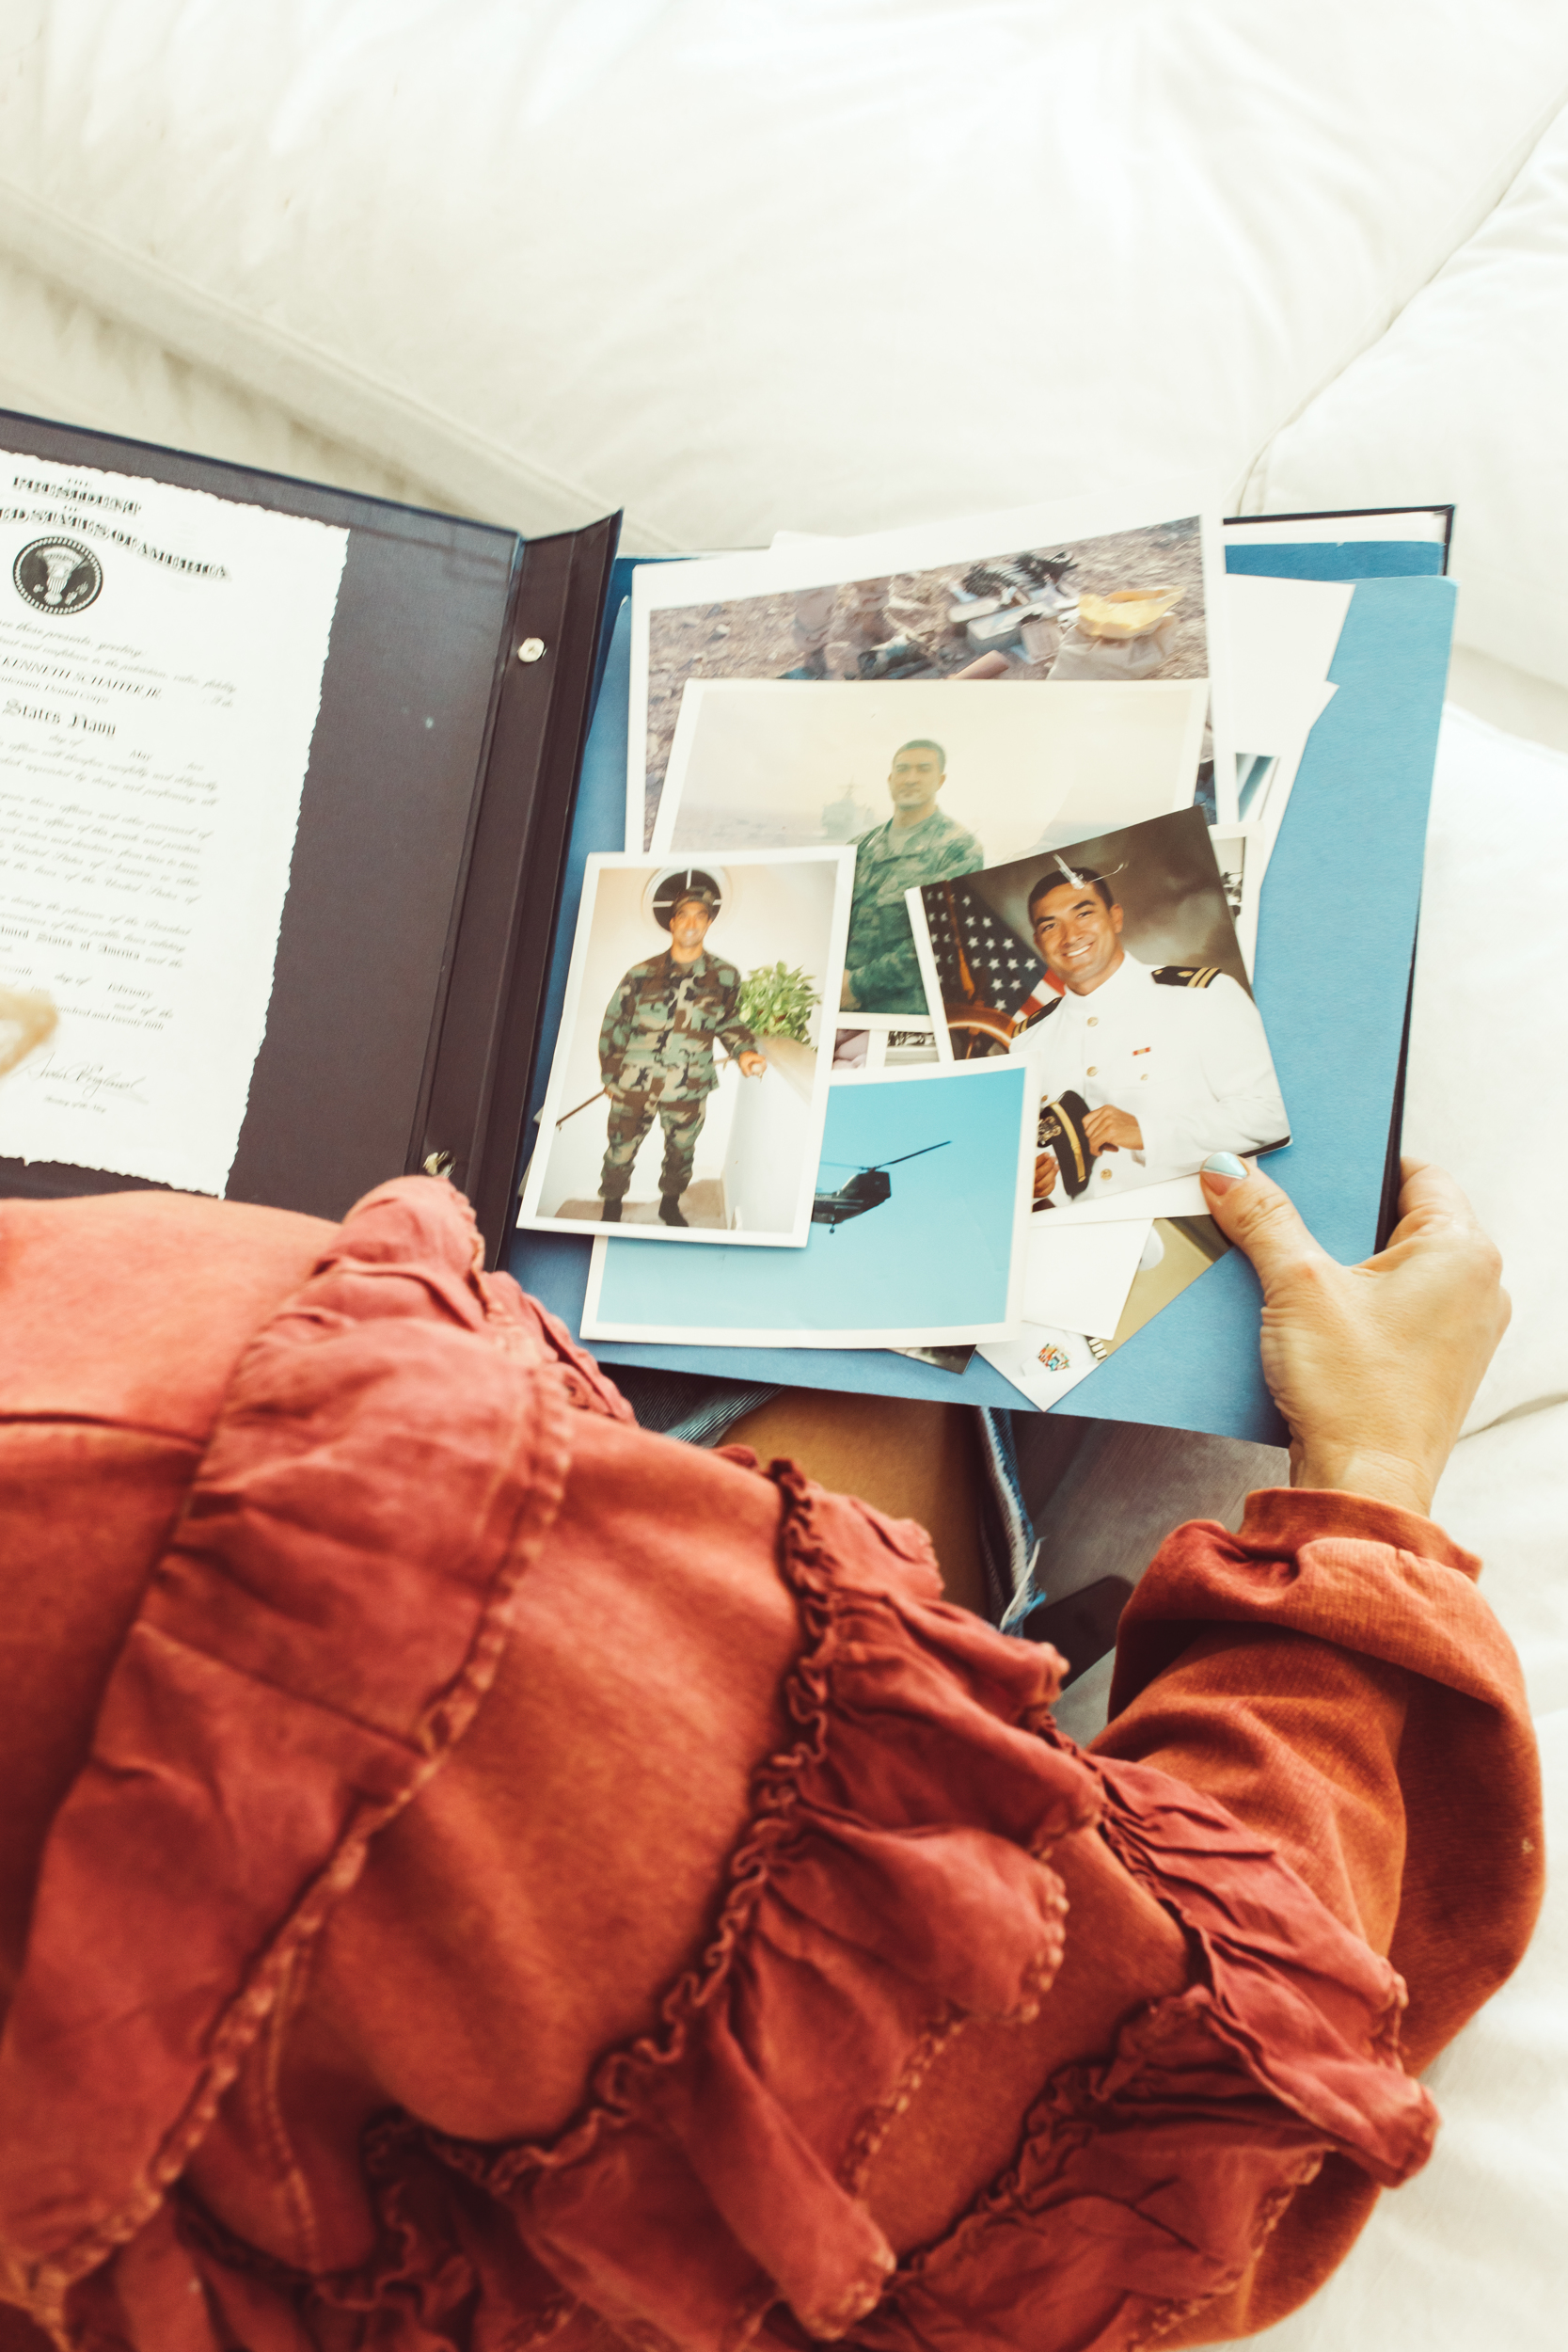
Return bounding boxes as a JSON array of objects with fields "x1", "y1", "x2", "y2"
[
  {"x1": 841, "y1": 739, "x2": 982, "y2": 1017},
  {"x1": 597, "y1": 875, "x2": 767, "y2": 1227}
]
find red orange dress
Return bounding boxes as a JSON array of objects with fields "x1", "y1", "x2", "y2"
[{"x1": 0, "y1": 1178, "x2": 1542, "y2": 2352}]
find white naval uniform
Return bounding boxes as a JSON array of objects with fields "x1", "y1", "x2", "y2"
[{"x1": 1013, "y1": 952, "x2": 1289, "y2": 1197}]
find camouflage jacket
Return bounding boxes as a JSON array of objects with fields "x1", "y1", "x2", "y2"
[
  {"x1": 847, "y1": 806, "x2": 983, "y2": 1015},
  {"x1": 598, "y1": 949, "x2": 758, "y2": 1102}
]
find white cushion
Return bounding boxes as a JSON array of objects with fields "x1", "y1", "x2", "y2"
[
  {"x1": 0, "y1": 248, "x2": 435, "y2": 504},
  {"x1": 0, "y1": 1, "x2": 1565, "y2": 547},
  {"x1": 1405, "y1": 705, "x2": 1568, "y2": 1436},
  {"x1": 1248, "y1": 100, "x2": 1568, "y2": 691}
]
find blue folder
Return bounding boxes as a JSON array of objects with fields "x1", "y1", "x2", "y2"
[{"x1": 509, "y1": 554, "x2": 1454, "y2": 1446}]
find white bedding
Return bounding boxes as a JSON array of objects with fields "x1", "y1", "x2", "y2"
[
  {"x1": 1184, "y1": 705, "x2": 1568, "y2": 2348},
  {"x1": 0, "y1": 6, "x2": 1563, "y2": 2341},
  {"x1": 2, "y1": 1, "x2": 1568, "y2": 547},
  {"x1": 1247, "y1": 99, "x2": 1568, "y2": 691}
]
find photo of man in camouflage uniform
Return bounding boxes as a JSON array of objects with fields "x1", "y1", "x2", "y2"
[
  {"x1": 842, "y1": 739, "x2": 983, "y2": 1017},
  {"x1": 597, "y1": 879, "x2": 767, "y2": 1226}
]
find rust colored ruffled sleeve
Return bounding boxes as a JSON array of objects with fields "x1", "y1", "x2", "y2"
[{"x1": 1092, "y1": 1486, "x2": 1544, "y2": 2344}]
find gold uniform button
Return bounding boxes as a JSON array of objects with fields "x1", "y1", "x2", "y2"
[
  {"x1": 1086, "y1": 1065, "x2": 1097, "y2": 1076},
  {"x1": 1099, "y1": 1167, "x2": 1113, "y2": 1180},
  {"x1": 1087, "y1": 1016, "x2": 1098, "y2": 1026}
]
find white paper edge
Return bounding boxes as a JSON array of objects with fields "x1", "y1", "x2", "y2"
[
  {"x1": 517, "y1": 844, "x2": 854, "y2": 1247},
  {"x1": 1206, "y1": 820, "x2": 1259, "y2": 981},
  {"x1": 905, "y1": 890, "x2": 952, "y2": 1054},
  {"x1": 1023, "y1": 1215, "x2": 1153, "y2": 1340},
  {"x1": 581, "y1": 1057, "x2": 1035, "y2": 1343},
  {"x1": 1196, "y1": 503, "x2": 1238, "y2": 821},
  {"x1": 978, "y1": 1324, "x2": 1099, "y2": 1412}
]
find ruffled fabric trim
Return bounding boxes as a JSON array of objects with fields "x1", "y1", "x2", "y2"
[
  {"x1": 809, "y1": 1736, "x2": 1438, "y2": 2352},
  {"x1": 144, "y1": 1458, "x2": 1442, "y2": 2352},
  {"x1": 420, "y1": 1463, "x2": 1102, "y2": 2350},
  {"x1": 0, "y1": 1179, "x2": 579, "y2": 2346},
  {"x1": 154, "y1": 1461, "x2": 1098, "y2": 2352}
]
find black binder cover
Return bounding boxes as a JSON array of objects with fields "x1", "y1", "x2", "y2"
[{"x1": 0, "y1": 410, "x2": 618, "y2": 1264}]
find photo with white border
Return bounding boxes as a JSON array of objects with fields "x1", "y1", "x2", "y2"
[
  {"x1": 910, "y1": 806, "x2": 1290, "y2": 1203},
  {"x1": 518, "y1": 848, "x2": 851, "y2": 1246},
  {"x1": 581, "y1": 1057, "x2": 1033, "y2": 1346}
]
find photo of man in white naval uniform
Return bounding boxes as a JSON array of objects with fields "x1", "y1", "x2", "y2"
[{"x1": 1015, "y1": 862, "x2": 1289, "y2": 1202}]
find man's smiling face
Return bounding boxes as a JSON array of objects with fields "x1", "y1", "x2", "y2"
[
  {"x1": 668, "y1": 898, "x2": 714, "y2": 960},
  {"x1": 886, "y1": 742, "x2": 944, "y2": 817},
  {"x1": 1030, "y1": 881, "x2": 1125, "y2": 994}
]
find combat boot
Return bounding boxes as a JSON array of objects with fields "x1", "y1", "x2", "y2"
[
  {"x1": 600, "y1": 1199, "x2": 623, "y2": 1223},
  {"x1": 778, "y1": 646, "x2": 828, "y2": 680},
  {"x1": 658, "y1": 1196, "x2": 689, "y2": 1227}
]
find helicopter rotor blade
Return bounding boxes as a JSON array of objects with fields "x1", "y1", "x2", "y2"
[{"x1": 864, "y1": 1140, "x2": 954, "y2": 1172}]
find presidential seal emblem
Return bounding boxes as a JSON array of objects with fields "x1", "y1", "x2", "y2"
[{"x1": 12, "y1": 537, "x2": 103, "y2": 615}]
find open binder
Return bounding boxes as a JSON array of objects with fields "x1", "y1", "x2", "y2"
[
  {"x1": 0, "y1": 413, "x2": 1453, "y2": 1443},
  {"x1": 0, "y1": 405, "x2": 619, "y2": 1263}
]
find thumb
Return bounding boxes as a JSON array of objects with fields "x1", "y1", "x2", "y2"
[{"x1": 1199, "y1": 1155, "x2": 1327, "y2": 1291}]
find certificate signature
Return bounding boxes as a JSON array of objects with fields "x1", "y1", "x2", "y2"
[{"x1": 23, "y1": 1047, "x2": 148, "y2": 1109}]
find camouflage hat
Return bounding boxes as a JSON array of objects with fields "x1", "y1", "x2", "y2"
[{"x1": 653, "y1": 867, "x2": 723, "y2": 929}]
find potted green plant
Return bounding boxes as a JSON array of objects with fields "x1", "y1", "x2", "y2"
[{"x1": 736, "y1": 961, "x2": 820, "y2": 1044}]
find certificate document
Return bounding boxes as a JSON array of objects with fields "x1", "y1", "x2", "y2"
[{"x1": 0, "y1": 453, "x2": 348, "y2": 1193}]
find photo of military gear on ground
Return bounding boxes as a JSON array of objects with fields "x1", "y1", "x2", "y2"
[
  {"x1": 631, "y1": 500, "x2": 1223, "y2": 848},
  {"x1": 653, "y1": 675, "x2": 1206, "y2": 1023},
  {"x1": 519, "y1": 850, "x2": 852, "y2": 1248},
  {"x1": 911, "y1": 805, "x2": 1290, "y2": 1202}
]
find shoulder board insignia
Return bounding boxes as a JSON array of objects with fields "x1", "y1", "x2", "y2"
[
  {"x1": 1020, "y1": 993, "x2": 1061, "y2": 1026},
  {"x1": 1152, "y1": 965, "x2": 1219, "y2": 988}
]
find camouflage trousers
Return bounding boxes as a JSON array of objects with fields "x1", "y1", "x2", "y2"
[{"x1": 599, "y1": 1090, "x2": 708, "y2": 1203}]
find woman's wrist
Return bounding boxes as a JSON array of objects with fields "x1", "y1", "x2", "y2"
[{"x1": 1290, "y1": 1443, "x2": 1436, "y2": 1519}]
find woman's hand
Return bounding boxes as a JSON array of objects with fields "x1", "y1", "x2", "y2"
[{"x1": 1199, "y1": 1152, "x2": 1510, "y2": 1518}]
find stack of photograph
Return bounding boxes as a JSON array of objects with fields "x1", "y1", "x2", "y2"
[{"x1": 519, "y1": 485, "x2": 1352, "y2": 1405}]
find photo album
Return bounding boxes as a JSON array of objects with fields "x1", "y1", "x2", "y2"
[
  {"x1": 0, "y1": 403, "x2": 1453, "y2": 1435},
  {"x1": 554, "y1": 480, "x2": 1358, "y2": 1420}
]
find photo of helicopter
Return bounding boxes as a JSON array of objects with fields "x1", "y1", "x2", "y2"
[{"x1": 811, "y1": 1140, "x2": 951, "y2": 1230}]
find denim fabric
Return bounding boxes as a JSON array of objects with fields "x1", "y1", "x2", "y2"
[{"x1": 609, "y1": 1367, "x2": 781, "y2": 1450}]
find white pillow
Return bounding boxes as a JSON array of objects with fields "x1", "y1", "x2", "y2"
[
  {"x1": 0, "y1": 248, "x2": 434, "y2": 505},
  {"x1": 1246, "y1": 100, "x2": 1568, "y2": 690},
  {"x1": 1405, "y1": 705, "x2": 1568, "y2": 1435},
  {"x1": 0, "y1": 1, "x2": 1565, "y2": 547}
]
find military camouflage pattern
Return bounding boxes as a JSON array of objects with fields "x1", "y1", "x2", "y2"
[
  {"x1": 600, "y1": 1093, "x2": 707, "y2": 1205},
  {"x1": 597, "y1": 947, "x2": 758, "y2": 1201},
  {"x1": 846, "y1": 806, "x2": 984, "y2": 1015}
]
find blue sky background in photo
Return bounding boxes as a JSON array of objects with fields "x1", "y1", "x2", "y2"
[{"x1": 593, "y1": 1064, "x2": 1025, "y2": 1334}]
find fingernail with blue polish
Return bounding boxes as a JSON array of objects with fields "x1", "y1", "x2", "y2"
[{"x1": 1201, "y1": 1152, "x2": 1248, "y2": 1182}]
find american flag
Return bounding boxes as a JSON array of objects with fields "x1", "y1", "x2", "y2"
[{"x1": 919, "y1": 880, "x2": 1060, "y2": 1031}]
